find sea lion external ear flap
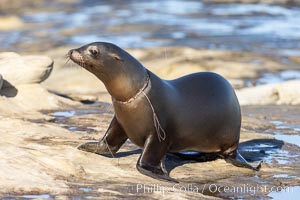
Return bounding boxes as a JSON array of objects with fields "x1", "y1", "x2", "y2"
[{"x1": 110, "y1": 53, "x2": 123, "y2": 61}]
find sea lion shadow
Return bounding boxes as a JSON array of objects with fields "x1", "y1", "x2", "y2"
[
  {"x1": 102, "y1": 139, "x2": 283, "y2": 175},
  {"x1": 48, "y1": 90, "x2": 74, "y2": 101},
  {"x1": 0, "y1": 80, "x2": 18, "y2": 97},
  {"x1": 103, "y1": 149, "x2": 142, "y2": 158},
  {"x1": 165, "y1": 138, "x2": 284, "y2": 173},
  {"x1": 237, "y1": 138, "x2": 284, "y2": 162}
]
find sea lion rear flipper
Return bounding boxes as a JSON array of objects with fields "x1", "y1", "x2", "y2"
[
  {"x1": 136, "y1": 137, "x2": 178, "y2": 183},
  {"x1": 136, "y1": 161, "x2": 178, "y2": 183},
  {"x1": 78, "y1": 116, "x2": 128, "y2": 155},
  {"x1": 224, "y1": 150, "x2": 262, "y2": 171}
]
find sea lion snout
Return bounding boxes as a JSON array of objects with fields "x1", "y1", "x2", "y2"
[
  {"x1": 68, "y1": 49, "x2": 80, "y2": 60},
  {"x1": 68, "y1": 49, "x2": 87, "y2": 68}
]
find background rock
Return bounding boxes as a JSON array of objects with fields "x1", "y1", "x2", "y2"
[
  {"x1": 43, "y1": 46, "x2": 290, "y2": 103},
  {"x1": 0, "y1": 52, "x2": 53, "y2": 87},
  {"x1": 0, "y1": 84, "x2": 79, "y2": 119},
  {"x1": 0, "y1": 15, "x2": 24, "y2": 31},
  {"x1": 237, "y1": 80, "x2": 300, "y2": 105}
]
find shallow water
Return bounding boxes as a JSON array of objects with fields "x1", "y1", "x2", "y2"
[
  {"x1": 21, "y1": 194, "x2": 53, "y2": 199},
  {"x1": 78, "y1": 187, "x2": 93, "y2": 192},
  {"x1": 271, "y1": 120, "x2": 300, "y2": 132},
  {"x1": 246, "y1": 70, "x2": 300, "y2": 86},
  {"x1": 2, "y1": 0, "x2": 300, "y2": 56},
  {"x1": 273, "y1": 174, "x2": 296, "y2": 178},
  {"x1": 51, "y1": 109, "x2": 100, "y2": 118},
  {"x1": 256, "y1": 70, "x2": 300, "y2": 85},
  {"x1": 268, "y1": 186, "x2": 300, "y2": 199},
  {"x1": 273, "y1": 133, "x2": 300, "y2": 148},
  {"x1": 268, "y1": 120, "x2": 300, "y2": 148}
]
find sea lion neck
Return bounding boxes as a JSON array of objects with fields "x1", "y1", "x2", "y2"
[
  {"x1": 103, "y1": 65, "x2": 148, "y2": 102},
  {"x1": 90, "y1": 45, "x2": 148, "y2": 102}
]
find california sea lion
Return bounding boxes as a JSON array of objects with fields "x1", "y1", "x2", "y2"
[{"x1": 68, "y1": 42, "x2": 261, "y2": 182}]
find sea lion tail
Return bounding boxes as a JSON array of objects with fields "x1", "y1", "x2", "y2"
[{"x1": 223, "y1": 150, "x2": 262, "y2": 171}]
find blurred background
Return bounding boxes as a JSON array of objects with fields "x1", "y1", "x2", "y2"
[{"x1": 1, "y1": 0, "x2": 300, "y2": 57}]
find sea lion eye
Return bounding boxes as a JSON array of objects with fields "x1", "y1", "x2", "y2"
[{"x1": 89, "y1": 49, "x2": 98, "y2": 56}]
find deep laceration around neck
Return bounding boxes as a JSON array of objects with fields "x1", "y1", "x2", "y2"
[
  {"x1": 105, "y1": 67, "x2": 148, "y2": 102},
  {"x1": 112, "y1": 71, "x2": 150, "y2": 105}
]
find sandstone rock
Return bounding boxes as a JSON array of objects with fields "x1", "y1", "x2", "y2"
[
  {"x1": 237, "y1": 80, "x2": 300, "y2": 105},
  {"x1": 0, "y1": 84, "x2": 79, "y2": 116},
  {"x1": 0, "y1": 103, "x2": 298, "y2": 198},
  {"x1": 0, "y1": 15, "x2": 24, "y2": 31},
  {"x1": 0, "y1": 52, "x2": 53, "y2": 87}
]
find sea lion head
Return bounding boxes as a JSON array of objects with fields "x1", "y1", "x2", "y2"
[
  {"x1": 68, "y1": 42, "x2": 124, "y2": 74},
  {"x1": 68, "y1": 42, "x2": 147, "y2": 101}
]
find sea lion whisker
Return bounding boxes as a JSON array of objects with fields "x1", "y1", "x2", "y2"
[
  {"x1": 72, "y1": 61, "x2": 77, "y2": 68},
  {"x1": 164, "y1": 47, "x2": 168, "y2": 61},
  {"x1": 65, "y1": 53, "x2": 70, "y2": 59},
  {"x1": 64, "y1": 57, "x2": 71, "y2": 66}
]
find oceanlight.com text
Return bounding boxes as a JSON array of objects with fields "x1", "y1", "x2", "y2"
[{"x1": 133, "y1": 183, "x2": 294, "y2": 195}]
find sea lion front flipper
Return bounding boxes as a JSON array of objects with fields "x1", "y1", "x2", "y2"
[
  {"x1": 223, "y1": 150, "x2": 262, "y2": 171},
  {"x1": 78, "y1": 116, "x2": 128, "y2": 155},
  {"x1": 136, "y1": 136, "x2": 178, "y2": 183}
]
